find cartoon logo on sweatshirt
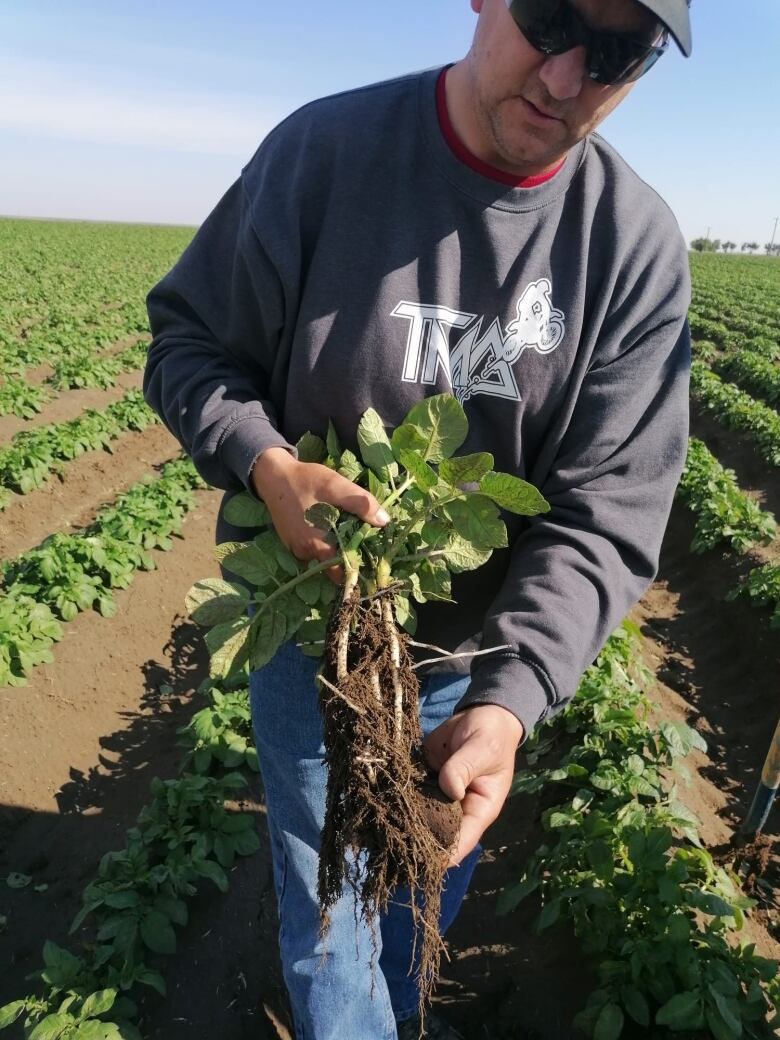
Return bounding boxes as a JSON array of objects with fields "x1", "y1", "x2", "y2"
[{"x1": 392, "y1": 279, "x2": 565, "y2": 403}]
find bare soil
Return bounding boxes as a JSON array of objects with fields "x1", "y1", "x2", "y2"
[
  {"x1": 0, "y1": 400, "x2": 777, "y2": 1040},
  {"x1": 0, "y1": 424, "x2": 180, "y2": 561}
]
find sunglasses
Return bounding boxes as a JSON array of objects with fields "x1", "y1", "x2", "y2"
[{"x1": 505, "y1": 0, "x2": 669, "y2": 85}]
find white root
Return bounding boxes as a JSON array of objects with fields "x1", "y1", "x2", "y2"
[
  {"x1": 316, "y1": 673, "x2": 365, "y2": 716},
  {"x1": 408, "y1": 641, "x2": 513, "y2": 670},
  {"x1": 336, "y1": 568, "x2": 359, "y2": 682},
  {"x1": 370, "y1": 669, "x2": 382, "y2": 704},
  {"x1": 381, "y1": 596, "x2": 404, "y2": 745}
]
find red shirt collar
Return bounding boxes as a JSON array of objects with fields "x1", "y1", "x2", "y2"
[{"x1": 435, "y1": 66, "x2": 564, "y2": 188}]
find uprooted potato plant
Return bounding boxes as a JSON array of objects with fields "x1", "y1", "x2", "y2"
[{"x1": 185, "y1": 392, "x2": 549, "y2": 1017}]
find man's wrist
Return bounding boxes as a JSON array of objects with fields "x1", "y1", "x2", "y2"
[{"x1": 250, "y1": 445, "x2": 297, "y2": 499}]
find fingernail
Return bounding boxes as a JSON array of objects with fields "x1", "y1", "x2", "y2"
[{"x1": 376, "y1": 508, "x2": 390, "y2": 525}]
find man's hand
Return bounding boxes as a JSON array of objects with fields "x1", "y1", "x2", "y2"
[
  {"x1": 423, "y1": 704, "x2": 524, "y2": 866},
  {"x1": 250, "y1": 446, "x2": 389, "y2": 583}
]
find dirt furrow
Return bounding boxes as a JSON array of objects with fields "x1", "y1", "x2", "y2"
[
  {"x1": 0, "y1": 489, "x2": 278, "y2": 1021},
  {"x1": 0, "y1": 367, "x2": 144, "y2": 445},
  {"x1": 0, "y1": 423, "x2": 182, "y2": 561},
  {"x1": 691, "y1": 401, "x2": 780, "y2": 518},
  {"x1": 0, "y1": 487, "x2": 224, "y2": 815}
]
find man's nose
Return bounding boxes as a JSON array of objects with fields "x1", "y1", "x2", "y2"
[{"x1": 538, "y1": 46, "x2": 588, "y2": 100}]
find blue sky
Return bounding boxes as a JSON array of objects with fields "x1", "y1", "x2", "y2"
[{"x1": 1, "y1": 0, "x2": 778, "y2": 247}]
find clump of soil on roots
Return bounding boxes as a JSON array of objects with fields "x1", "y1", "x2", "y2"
[{"x1": 317, "y1": 578, "x2": 462, "y2": 1019}]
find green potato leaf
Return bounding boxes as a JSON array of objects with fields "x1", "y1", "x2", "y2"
[
  {"x1": 326, "y1": 420, "x2": 342, "y2": 465},
  {"x1": 655, "y1": 991, "x2": 703, "y2": 1031},
  {"x1": 620, "y1": 986, "x2": 649, "y2": 1027},
  {"x1": 398, "y1": 449, "x2": 438, "y2": 492},
  {"x1": 337, "y1": 449, "x2": 363, "y2": 482},
  {"x1": 295, "y1": 432, "x2": 326, "y2": 463},
  {"x1": 79, "y1": 990, "x2": 117, "y2": 1021},
  {"x1": 439, "y1": 452, "x2": 494, "y2": 486},
  {"x1": 594, "y1": 1003, "x2": 624, "y2": 1040},
  {"x1": 249, "y1": 608, "x2": 288, "y2": 670},
  {"x1": 223, "y1": 491, "x2": 271, "y2": 528},
  {"x1": 390, "y1": 423, "x2": 428, "y2": 463},
  {"x1": 304, "y1": 502, "x2": 340, "y2": 530},
  {"x1": 357, "y1": 408, "x2": 397, "y2": 480},
  {"x1": 442, "y1": 495, "x2": 508, "y2": 550},
  {"x1": 479, "y1": 471, "x2": 550, "y2": 516},
  {"x1": 398, "y1": 394, "x2": 468, "y2": 463},
  {"x1": 0, "y1": 1001, "x2": 26, "y2": 1029},
  {"x1": 205, "y1": 617, "x2": 251, "y2": 678},
  {"x1": 28, "y1": 1013, "x2": 73, "y2": 1040},
  {"x1": 185, "y1": 579, "x2": 250, "y2": 626},
  {"x1": 220, "y1": 543, "x2": 275, "y2": 586}
]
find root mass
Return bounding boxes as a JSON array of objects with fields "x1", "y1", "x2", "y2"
[{"x1": 317, "y1": 579, "x2": 462, "y2": 1018}]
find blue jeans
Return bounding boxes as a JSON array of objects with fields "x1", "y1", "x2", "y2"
[{"x1": 249, "y1": 639, "x2": 480, "y2": 1040}]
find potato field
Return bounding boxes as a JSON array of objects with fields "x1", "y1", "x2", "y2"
[{"x1": 0, "y1": 219, "x2": 778, "y2": 1040}]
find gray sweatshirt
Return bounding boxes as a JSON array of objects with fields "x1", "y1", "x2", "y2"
[{"x1": 143, "y1": 65, "x2": 690, "y2": 740}]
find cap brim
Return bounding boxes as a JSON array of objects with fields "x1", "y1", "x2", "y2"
[{"x1": 638, "y1": 0, "x2": 692, "y2": 56}]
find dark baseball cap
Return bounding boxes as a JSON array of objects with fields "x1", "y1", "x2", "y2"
[{"x1": 639, "y1": 0, "x2": 692, "y2": 56}]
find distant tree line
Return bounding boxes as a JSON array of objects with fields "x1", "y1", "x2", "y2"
[{"x1": 690, "y1": 238, "x2": 780, "y2": 256}]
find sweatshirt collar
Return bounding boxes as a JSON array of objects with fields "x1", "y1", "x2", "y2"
[{"x1": 418, "y1": 65, "x2": 586, "y2": 213}]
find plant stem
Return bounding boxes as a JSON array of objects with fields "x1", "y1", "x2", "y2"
[
  {"x1": 254, "y1": 555, "x2": 341, "y2": 613},
  {"x1": 346, "y1": 476, "x2": 415, "y2": 554},
  {"x1": 336, "y1": 565, "x2": 359, "y2": 682},
  {"x1": 393, "y1": 549, "x2": 449, "y2": 565},
  {"x1": 385, "y1": 492, "x2": 462, "y2": 561}
]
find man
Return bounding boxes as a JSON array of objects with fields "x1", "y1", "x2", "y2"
[{"x1": 143, "y1": 1, "x2": 693, "y2": 1036}]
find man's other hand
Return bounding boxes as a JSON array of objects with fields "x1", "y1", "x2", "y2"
[
  {"x1": 250, "y1": 446, "x2": 389, "y2": 583},
  {"x1": 423, "y1": 703, "x2": 524, "y2": 866}
]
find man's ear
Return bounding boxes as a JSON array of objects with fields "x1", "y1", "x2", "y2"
[{"x1": 471, "y1": 0, "x2": 484, "y2": 13}]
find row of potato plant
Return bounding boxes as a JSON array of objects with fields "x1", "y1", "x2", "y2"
[
  {"x1": 500, "y1": 622, "x2": 779, "y2": 1040},
  {"x1": 48, "y1": 341, "x2": 149, "y2": 393},
  {"x1": 0, "y1": 390, "x2": 158, "y2": 506},
  {"x1": 0, "y1": 304, "x2": 149, "y2": 382},
  {"x1": 713, "y1": 352, "x2": 780, "y2": 411},
  {"x1": 0, "y1": 457, "x2": 205, "y2": 688},
  {"x1": 688, "y1": 314, "x2": 779, "y2": 356},
  {"x1": 0, "y1": 341, "x2": 150, "y2": 422},
  {"x1": 676, "y1": 438, "x2": 777, "y2": 554},
  {"x1": 0, "y1": 379, "x2": 52, "y2": 421},
  {"x1": 728, "y1": 564, "x2": 780, "y2": 629},
  {"x1": 690, "y1": 361, "x2": 780, "y2": 467},
  {"x1": 0, "y1": 674, "x2": 259, "y2": 1040}
]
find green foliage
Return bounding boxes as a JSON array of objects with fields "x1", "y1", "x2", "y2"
[
  {"x1": 713, "y1": 351, "x2": 780, "y2": 410},
  {"x1": 690, "y1": 237, "x2": 720, "y2": 253},
  {"x1": 0, "y1": 594, "x2": 62, "y2": 687},
  {"x1": 690, "y1": 361, "x2": 780, "y2": 466},
  {"x1": 0, "y1": 216, "x2": 192, "y2": 381},
  {"x1": 177, "y1": 684, "x2": 258, "y2": 774},
  {"x1": 727, "y1": 563, "x2": 780, "y2": 628},
  {"x1": 676, "y1": 438, "x2": 777, "y2": 552},
  {"x1": 0, "y1": 671, "x2": 259, "y2": 1038},
  {"x1": 48, "y1": 340, "x2": 149, "y2": 391},
  {"x1": 502, "y1": 626, "x2": 780, "y2": 1038},
  {"x1": 0, "y1": 457, "x2": 205, "y2": 686},
  {"x1": 0, "y1": 377, "x2": 51, "y2": 419},
  {"x1": 187, "y1": 394, "x2": 550, "y2": 680},
  {"x1": 0, "y1": 389, "x2": 158, "y2": 499}
]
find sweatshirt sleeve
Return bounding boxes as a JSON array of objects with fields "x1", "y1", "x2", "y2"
[
  {"x1": 453, "y1": 299, "x2": 691, "y2": 742},
  {"x1": 143, "y1": 175, "x2": 297, "y2": 493}
]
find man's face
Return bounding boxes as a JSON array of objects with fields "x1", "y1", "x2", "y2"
[{"x1": 462, "y1": 0, "x2": 661, "y2": 173}]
